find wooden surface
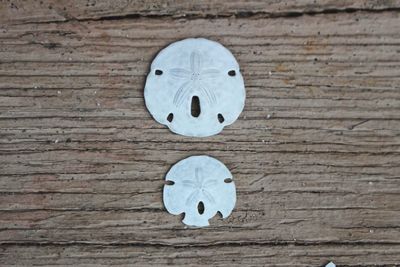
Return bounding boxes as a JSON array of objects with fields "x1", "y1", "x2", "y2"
[{"x1": 1, "y1": 1, "x2": 400, "y2": 266}]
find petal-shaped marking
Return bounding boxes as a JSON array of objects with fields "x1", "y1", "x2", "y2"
[
  {"x1": 173, "y1": 81, "x2": 191, "y2": 107},
  {"x1": 201, "y1": 68, "x2": 220, "y2": 79},
  {"x1": 195, "y1": 167, "x2": 203, "y2": 186},
  {"x1": 185, "y1": 189, "x2": 200, "y2": 206},
  {"x1": 204, "y1": 179, "x2": 217, "y2": 188},
  {"x1": 198, "y1": 82, "x2": 217, "y2": 106},
  {"x1": 170, "y1": 68, "x2": 191, "y2": 78},
  {"x1": 182, "y1": 180, "x2": 197, "y2": 188},
  {"x1": 202, "y1": 189, "x2": 216, "y2": 204},
  {"x1": 190, "y1": 51, "x2": 202, "y2": 73},
  {"x1": 175, "y1": 85, "x2": 194, "y2": 108},
  {"x1": 199, "y1": 82, "x2": 217, "y2": 104},
  {"x1": 208, "y1": 87, "x2": 217, "y2": 104},
  {"x1": 198, "y1": 86, "x2": 213, "y2": 105}
]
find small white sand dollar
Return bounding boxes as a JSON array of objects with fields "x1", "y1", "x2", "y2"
[
  {"x1": 163, "y1": 155, "x2": 236, "y2": 227},
  {"x1": 144, "y1": 38, "x2": 246, "y2": 137}
]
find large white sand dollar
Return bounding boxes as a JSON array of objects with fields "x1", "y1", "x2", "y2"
[
  {"x1": 144, "y1": 38, "x2": 246, "y2": 137},
  {"x1": 163, "y1": 155, "x2": 236, "y2": 227}
]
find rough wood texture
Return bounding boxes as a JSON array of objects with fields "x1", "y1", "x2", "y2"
[
  {"x1": 1, "y1": 1, "x2": 400, "y2": 266},
  {"x1": 3, "y1": 0, "x2": 400, "y2": 23}
]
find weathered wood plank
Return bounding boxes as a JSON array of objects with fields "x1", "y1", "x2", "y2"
[
  {"x1": 0, "y1": 243, "x2": 400, "y2": 267},
  {"x1": 0, "y1": 7, "x2": 400, "y2": 267},
  {"x1": 1, "y1": 243, "x2": 400, "y2": 266},
  {"x1": 2, "y1": 0, "x2": 400, "y2": 24}
]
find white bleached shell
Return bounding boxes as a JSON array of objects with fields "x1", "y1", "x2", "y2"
[
  {"x1": 163, "y1": 155, "x2": 236, "y2": 227},
  {"x1": 144, "y1": 38, "x2": 246, "y2": 137}
]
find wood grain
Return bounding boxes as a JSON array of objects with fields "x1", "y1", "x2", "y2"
[
  {"x1": 2, "y1": 0, "x2": 400, "y2": 24},
  {"x1": 0, "y1": 1, "x2": 400, "y2": 266}
]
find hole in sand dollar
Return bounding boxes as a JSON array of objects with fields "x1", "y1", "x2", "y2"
[
  {"x1": 197, "y1": 201, "x2": 205, "y2": 214},
  {"x1": 228, "y1": 70, "x2": 236, "y2": 76},
  {"x1": 165, "y1": 180, "x2": 175, "y2": 185},
  {"x1": 155, "y1": 69, "x2": 163, "y2": 75},
  {"x1": 224, "y1": 178, "x2": 233, "y2": 183},
  {"x1": 167, "y1": 113, "x2": 174, "y2": 122},
  {"x1": 191, "y1": 96, "x2": 201, "y2": 117},
  {"x1": 218, "y1": 113, "x2": 225, "y2": 123}
]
